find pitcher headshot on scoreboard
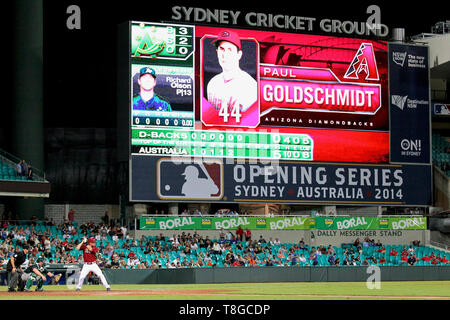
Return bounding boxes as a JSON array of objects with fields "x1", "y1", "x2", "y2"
[
  {"x1": 132, "y1": 66, "x2": 172, "y2": 112},
  {"x1": 201, "y1": 30, "x2": 260, "y2": 128}
]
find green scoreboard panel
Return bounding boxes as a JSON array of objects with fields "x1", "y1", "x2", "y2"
[{"x1": 131, "y1": 22, "x2": 194, "y2": 60}]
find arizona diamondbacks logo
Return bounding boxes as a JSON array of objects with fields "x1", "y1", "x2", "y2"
[
  {"x1": 391, "y1": 95, "x2": 408, "y2": 110},
  {"x1": 135, "y1": 32, "x2": 166, "y2": 57},
  {"x1": 344, "y1": 43, "x2": 379, "y2": 81}
]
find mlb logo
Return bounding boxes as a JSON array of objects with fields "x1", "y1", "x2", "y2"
[
  {"x1": 157, "y1": 159, "x2": 224, "y2": 200},
  {"x1": 434, "y1": 104, "x2": 450, "y2": 115}
]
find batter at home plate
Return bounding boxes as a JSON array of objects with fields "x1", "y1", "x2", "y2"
[{"x1": 75, "y1": 237, "x2": 111, "y2": 291}]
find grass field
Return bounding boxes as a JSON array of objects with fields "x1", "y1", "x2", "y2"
[{"x1": 1, "y1": 281, "x2": 450, "y2": 300}]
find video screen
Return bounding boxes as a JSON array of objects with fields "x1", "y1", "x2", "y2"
[{"x1": 130, "y1": 22, "x2": 389, "y2": 163}]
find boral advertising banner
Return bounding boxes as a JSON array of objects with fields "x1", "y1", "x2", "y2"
[
  {"x1": 389, "y1": 43, "x2": 430, "y2": 164},
  {"x1": 131, "y1": 156, "x2": 432, "y2": 205},
  {"x1": 140, "y1": 216, "x2": 315, "y2": 230},
  {"x1": 315, "y1": 216, "x2": 427, "y2": 230},
  {"x1": 139, "y1": 216, "x2": 426, "y2": 230}
]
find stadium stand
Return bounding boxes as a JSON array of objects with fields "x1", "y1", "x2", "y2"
[
  {"x1": 432, "y1": 133, "x2": 450, "y2": 177},
  {"x1": 1, "y1": 220, "x2": 449, "y2": 271},
  {"x1": 0, "y1": 149, "x2": 37, "y2": 181}
]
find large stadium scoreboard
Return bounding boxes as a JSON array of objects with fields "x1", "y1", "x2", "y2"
[
  {"x1": 133, "y1": 128, "x2": 313, "y2": 160},
  {"x1": 125, "y1": 19, "x2": 432, "y2": 205},
  {"x1": 131, "y1": 22, "x2": 195, "y2": 130}
]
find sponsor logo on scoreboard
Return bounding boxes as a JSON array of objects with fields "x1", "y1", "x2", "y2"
[
  {"x1": 392, "y1": 49, "x2": 426, "y2": 69},
  {"x1": 391, "y1": 94, "x2": 428, "y2": 110},
  {"x1": 392, "y1": 51, "x2": 407, "y2": 67},
  {"x1": 400, "y1": 139, "x2": 423, "y2": 158},
  {"x1": 391, "y1": 95, "x2": 407, "y2": 110}
]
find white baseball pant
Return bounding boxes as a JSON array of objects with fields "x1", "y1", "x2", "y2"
[{"x1": 76, "y1": 263, "x2": 110, "y2": 290}]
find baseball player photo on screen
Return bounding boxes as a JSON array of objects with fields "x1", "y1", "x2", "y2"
[
  {"x1": 201, "y1": 30, "x2": 260, "y2": 128},
  {"x1": 133, "y1": 66, "x2": 172, "y2": 112},
  {"x1": 131, "y1": 64, "x2": 195, "y2": 129}
]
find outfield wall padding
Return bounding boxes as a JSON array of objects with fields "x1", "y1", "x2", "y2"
[
  {"x1": 98, "y1": 266, "x2": 450, "y2": 284},
  {"x1": 4, "y1": 266, "x2": 448, "y2": 286}
]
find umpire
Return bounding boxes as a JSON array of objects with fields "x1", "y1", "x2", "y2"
[{"x1": 6, "y1": 245, "x2": 29, "y2": 292}]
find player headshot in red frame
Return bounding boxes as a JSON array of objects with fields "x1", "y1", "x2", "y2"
[{"x1": 202, "y1": 30, "x2": 259, "y2": 127}]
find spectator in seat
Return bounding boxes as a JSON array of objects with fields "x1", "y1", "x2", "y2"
[
  {"x1": 343, "y1": 255, "x2": 351, "y2": 266},
  {"x1": 328, "y1": 253, "x2": 336, "y2": 265},
  {"x1": 244, "y1": 228, "x2": 252, "y2": 242},
  {"x1": 235, "y1": 225, "x2": 243, "y2": 241},
  {"x1": 26, "y1": 165, "x2": 33, "y2": 180},
  {"x1": 390, "y1": 248, "x2": 398, "y2": 256},
  {"x1": 110, "y1": 256, "x2": 120, "y2": 269},
  {"x1": 264, "y1": 258, "x2": 274, "y2": 267},
  {"x1": 258, "y1": 235, "x2": 266, "y2": 244},
  {"x1": 290, "y1": 253, "x2": 298, "y2": 266},
  {"x1": 299, "y1": 254, "x2": 307, "y2": 264},
  {"x1": 68, "y1": 209, "x2": 75, "y2": 223},
  {"x1": 20, "y1": 160, "x2": 27, "y2": 177},
  {"x1": 298, "y1": 240, "x2": 307, "y2": 252},
  {"x1": 212, "y1": 241, "x2": 221, "y2": 255},
  {"x1": 377, "y1": 246, "x2": 386, "y2": 254},
  {"x1": 407, "y1": 254, "x2": 417, "y2": 266},
  {"x1": 401, "y1": 246, "x2": 408, "y2": 257},
  {"x1": 276, "y1": 248, "x2": 285, "y2": 260},
  {"x1": 327, "y1": 245, "x2": 335, "y2": 255},
  {"x1": 400, "y1": 254, "x2": 408, "y2": 265},
  {"x1": 309, "y1": 249, "x2": 319, "y2": 266},
  {"x1": 16, "y1": 160, "x2": 23, "y2": 177}
]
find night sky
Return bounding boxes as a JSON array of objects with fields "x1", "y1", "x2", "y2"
[{"x1": 34, "y1": 0, "x2": 445, "y2": 128}]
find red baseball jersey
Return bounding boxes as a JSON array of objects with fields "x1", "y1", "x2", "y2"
[{"x1": 79, "y1": 244, "x2": 99, "y2": 263}]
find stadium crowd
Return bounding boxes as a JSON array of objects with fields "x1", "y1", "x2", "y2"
[{"x1": 0, "y1": 217, "x2": 449, "y2": 275}]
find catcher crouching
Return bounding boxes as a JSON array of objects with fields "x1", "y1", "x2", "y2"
[{"x1": 21, "y1": 258, "x2": 62, "y2": 292}]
